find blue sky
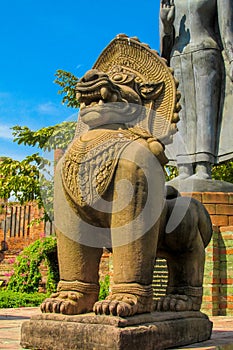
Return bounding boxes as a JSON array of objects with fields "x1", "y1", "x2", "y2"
[{"x1": 0, "y1": 0, "x2": 160, "y2": 160}]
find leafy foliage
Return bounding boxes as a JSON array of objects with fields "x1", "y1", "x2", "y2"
[
  {"x1": 212, "y1": 161, "x2": 233, "y2": 183},
  {"x1": 165, "y1": 165, "x2": 178, "y2": 181},
  {"x1": 7, "y1": 237, "x2": 59, "y2": 293},
  {"x1": 0, "y1": 290, "x2": 48, "y2": 308},
  {"x1": 6, "y1": 120, "x2": 77, "y2": 220},
  {"x1": 12, "y1": 121, "x2": 76, "y2": 152},
  {"x1": 0, "y1": 154, "x2": 46, "y2": 202},
  {"x1": 0, "y1": 70, "x2": 78, "y2": 220},
  {"x1": 99, "y1": 275, "x2": 110, "y2": 301},
  {"x1": 54, "y1": 69, "x2": 79, "y2": 108},
  {"x1": 0, "y1": 154, "x2": 54, "y2": 221}
]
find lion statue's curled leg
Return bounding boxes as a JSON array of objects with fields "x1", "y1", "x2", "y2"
[{"x1": 155, "y1": 187, "x2": 212, "y2": 312}]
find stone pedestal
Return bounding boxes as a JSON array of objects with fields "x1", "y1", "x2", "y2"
[
  {"x1": 167, "y1": 178, "x2": 233, "y2": 193},
  {"x1": 21, "y1": 311, "x2": 212, "y2": 350}
]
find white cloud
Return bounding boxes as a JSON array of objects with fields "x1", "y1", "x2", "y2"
[
  {"x1": 37, "y1": 102, "x2": 62, "y2": 116},
  {"x1": 0, "y1": 124, "x2": 13, "y2": 140}
]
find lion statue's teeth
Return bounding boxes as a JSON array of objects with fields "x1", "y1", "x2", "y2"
[
  {"x1": 100, "y1": 86, "x2": 109, "y2": 100},
  {"x1": 80, "y1": 102, "x2": 86, "y2": 110}
]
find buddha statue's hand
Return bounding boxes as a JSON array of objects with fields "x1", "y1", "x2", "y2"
[{"x1": 160, "y1": 0, "x2": 175, "y2": 35}]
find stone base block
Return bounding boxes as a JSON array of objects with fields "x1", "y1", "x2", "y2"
[
  {"x1": 167, "y1": 178, "x2": 233, "y2": 192},
  {"x1": 21, "y1": 311, "x2": 212, "y2": 350}
]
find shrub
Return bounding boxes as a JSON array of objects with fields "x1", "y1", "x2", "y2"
[
  {"x1": 7, "y1": 237, "x2": 59, "y2": 293},
  {"x1": 6, "y1": 235, "x2": 111, "y2": 301},
  {"x1": 99, "y1": 275, "x2": 110, "y2": 301},
  {"x1": 212, "y1": 161, "x2": 233, "y2": 183},
  {"x1": 0, "y1": 290, "x2": 48, "y2": 308}
]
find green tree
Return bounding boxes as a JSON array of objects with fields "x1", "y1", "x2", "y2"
[
  {"x1": 12, "y1": 121, "x2": 77, "y2": 152},
  {"x1": 0, "y1": 70, "x2": 79, "y2": 221},
  {"x1": 54, "y1": 69, "x2": 79, "y2": 108}
]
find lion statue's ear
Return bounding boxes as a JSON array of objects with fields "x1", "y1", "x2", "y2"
[{"x1": 138, "y1": 81, "x2": 164, "y2": 100}]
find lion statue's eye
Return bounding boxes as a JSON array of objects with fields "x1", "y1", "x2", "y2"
[
  {"x1": 110, "y1": 73, "x2": 135, "y2": 85},
  {"x1": 111, "y1": 73, "x2": 127, "y2": 82}
]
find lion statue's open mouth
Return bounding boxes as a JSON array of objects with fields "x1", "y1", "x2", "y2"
[
  {"x1": 75, "y1": 68, "x2": 144, "y2": 127},
  {"x1": 76, "y1": 70, "x2": 122, "y2": 110}
]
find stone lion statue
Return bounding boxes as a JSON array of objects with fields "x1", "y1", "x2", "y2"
[{"x1": 41, "y1": 34, "x2": 212, "y2": 317}]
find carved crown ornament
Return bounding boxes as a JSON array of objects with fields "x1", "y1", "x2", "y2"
[{"x1": 75, "y1": 34, "x2": 181, "y2": 145}]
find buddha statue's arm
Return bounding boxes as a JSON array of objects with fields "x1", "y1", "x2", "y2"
[{"x1": 159, "y1": 0, "x2": 175, "y2": 63}]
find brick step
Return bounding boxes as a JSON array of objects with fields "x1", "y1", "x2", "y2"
[{"x1": 0, "y1": 250, "x2": 22, "y2": 284}]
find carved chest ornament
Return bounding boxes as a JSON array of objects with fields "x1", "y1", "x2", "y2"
[{"x1": 62, "y1": 129, "x2": 138, "y2": 207}]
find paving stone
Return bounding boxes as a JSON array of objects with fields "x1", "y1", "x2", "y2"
[{"x1": 0, "y1": 308, "x2": 233, "y2": 349}]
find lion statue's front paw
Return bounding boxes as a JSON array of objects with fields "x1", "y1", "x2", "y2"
[
  {"x1": 94, "y1": 292, "x2": 153, "y2": 317},
  {"x1": 40, "y1": 291, "x2": 96, "y2": 315}
]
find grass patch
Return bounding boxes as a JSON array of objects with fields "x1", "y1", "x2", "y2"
[{"x1": 0, "y1": 290, "x2": 48, "y2": 308}]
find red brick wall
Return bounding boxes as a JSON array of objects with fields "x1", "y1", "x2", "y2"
[
  {"x1": 0, "y1": 202, "x2": 45, "y2": 251},
  {"x1": 182, "y1": 192, "x2": 233, "y2": 316}
]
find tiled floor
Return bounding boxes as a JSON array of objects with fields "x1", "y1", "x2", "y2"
[
  {"x1": 0, "y1": 308, "x2": 233, "y2": 349},
  {"x1": 0, "y1": 308, "x2": 39, "y2": 350}
]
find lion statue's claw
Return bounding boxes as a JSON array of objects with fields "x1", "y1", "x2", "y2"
[
  {"x1": 40, "y1": 291, "x2": 96, "y2": 315},
  {"x1": 94, "y1": 293, "x2": 152, "y2": 317},
  {"x1": 154, "y1": 294, "x2": 202, "y2": 312}
]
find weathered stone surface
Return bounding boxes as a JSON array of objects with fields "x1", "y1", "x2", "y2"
[
  {"x1": 21, "y1": 311, "x2": 212, "y2": 350},
  {"x1": 40, "y1": 35, "x2": 213, "y2": 322}
]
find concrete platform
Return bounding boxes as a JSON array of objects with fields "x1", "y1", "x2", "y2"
[{"x1": 0, "y1": 307, "x2": 233, "y2": 349}]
